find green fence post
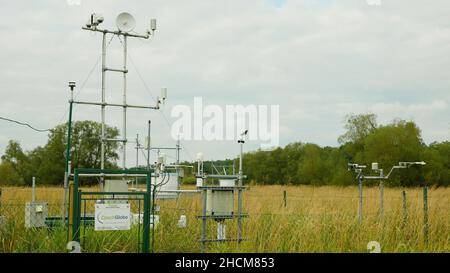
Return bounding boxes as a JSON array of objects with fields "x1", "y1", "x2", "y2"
[
  {"x1": 423, "y1": 186, "x2": 429, "y2": 244},
  {"x1": 72, "y1": 170, "x2": 80, "y2": 244},
  {"x1": 142, "y1": 172, "x2": 151, "y2": 253},
  {"x1": 76, "y1": 191, "x2": 82, "y2": 243},
  {"x1": 283, "y1": 190, "x2": 287, "y2": 207},
  {"x1": 63, "y1": 95, "x2": 74, "y2": 227}
]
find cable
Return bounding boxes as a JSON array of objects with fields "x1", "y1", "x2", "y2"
[
  {"x1": 54, "y1": 34, "x2": 117, "y2": 126},
  {"x1": 2, "y1": 35, "x2": 119, "y2": 137},
  {"x1": 140, "y1": 148, "x2": 149, "y2": 163},
  {"x1": 0, "y1": 116, "x2": 52, "y2": 133},
  {"x1": 156, "y1": 171, "x2": 171, "y2": 188},
  {"x1": 117, "y1": 36, "x2": 195, "y2": 162}
]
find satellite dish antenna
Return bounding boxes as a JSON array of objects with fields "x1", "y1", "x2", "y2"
[{"x1": 116, "y1": 12, "x2": 136, "y2": 32}]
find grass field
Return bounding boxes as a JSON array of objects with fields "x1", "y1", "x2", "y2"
[{"x1": 0, "y1": 185, "x2": 449, "y2": 253}]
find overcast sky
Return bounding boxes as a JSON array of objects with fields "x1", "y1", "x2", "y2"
[{"x1": 0, "y1": 0, "x2": 449, "y2": 166}]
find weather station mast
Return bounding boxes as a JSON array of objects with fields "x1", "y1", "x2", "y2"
[{"x1": 63, "y1": 12, "x2": 167, "y2": 221}]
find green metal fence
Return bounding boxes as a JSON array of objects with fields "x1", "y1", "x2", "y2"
[
  {"x1": 71, "y1": 168, "x2": 153, "y2": 253},
  {"x1": 74, "y1": 191, "x2": 147, "y2": 253}
]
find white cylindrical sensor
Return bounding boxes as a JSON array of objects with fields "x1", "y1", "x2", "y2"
[
  {"x1": 217, "y1": 222, "x2": 226, "y2": 240},
  {"x1": 196, "y1": 178, "x2": 203, "y2": 187},
  {"x1": 372, "y1": 162, "x2": 379, "y2": 170},
  {"x1": 161, "y1": 87, "x2": 167, "y2": 100},
  {"x1": 144, "y1": 136, "x2": 150, "y2": 149},
  {"x1": 158, "y1": 153, "x2": 166, "y2": 164},
  {"x1": 150, "y1": 19, "x2": 157, "y2": 31},
  {"x1": 177, "y1": 215, "x2": 187, "y2": 228}
]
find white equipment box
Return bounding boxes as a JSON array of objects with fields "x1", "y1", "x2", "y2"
[{"x1": 25, "y1": 202, "x2": 48, "y2": 228}]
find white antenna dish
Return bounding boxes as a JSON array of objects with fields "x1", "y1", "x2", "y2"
[{"x1": 116, "y1": 12, "x2": 136, "y2": 32}]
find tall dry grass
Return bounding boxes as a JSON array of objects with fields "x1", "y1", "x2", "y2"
[{"x1": 0, "y1": 185, "x2": 449, "y2": 253}]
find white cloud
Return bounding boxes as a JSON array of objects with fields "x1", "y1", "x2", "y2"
[{"x1": 0, "y1": 1, "x2": 449, "y2": 165}]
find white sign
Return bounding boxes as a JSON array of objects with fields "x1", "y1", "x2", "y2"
[{"x1": 95, "y1": 203, "x2": 131, "y2": 231}]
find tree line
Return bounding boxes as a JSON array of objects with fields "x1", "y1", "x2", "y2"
[
  {"x1": 0, "y1": 114, "x2": 449, "y2": 187},
  {"x1": 240, "y1": 114, "x2": 449, "y2": 187},
  {"x1": 183, "y1": 114, "x2": 449, "y2": 187},
  {"x1": 0, "y1": 121, "x2": 119, "y2": 186}
]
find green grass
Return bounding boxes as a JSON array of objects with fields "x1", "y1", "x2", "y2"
[{"x1": 0, "y1": 185, "x2": 449, "y2": 253}]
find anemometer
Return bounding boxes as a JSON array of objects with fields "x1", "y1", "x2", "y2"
[{"x1": 348, "y1": 161, "x2": 426, "y2": 222}]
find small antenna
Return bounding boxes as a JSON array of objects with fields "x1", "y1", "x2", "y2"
[
  {"x1": 160, "y1": 88, "x2": 167, "y2": 104},
  {"x1": 150, "y1": 19, "x2": 157, "y2": 32},
  {"x1": 86, "y1": 13, "x2": 104, "y2": 29}
]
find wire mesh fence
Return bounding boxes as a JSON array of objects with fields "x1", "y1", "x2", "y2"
[
  {"x1": 0, "y1": 186, "x2": 449, "y2": 253},
  {"x1": 75, "y1": 192, "x2": 148, "y2": 253}
]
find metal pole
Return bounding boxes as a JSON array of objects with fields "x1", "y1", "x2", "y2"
[
  {"x1": 100, "y1": 32, "x2": 106, "y2": 173},
  {"x1": 99, "y1": 32, "x2": 107, "y2": 193},
  {"x1": 135, "y1": 134, "x2": 139, "y2": 188},
  {"x1": 283, "y1": 190, "x2": 287, "y2": 208},
  {"x1": 239, "y1": 142, "x2": 243, "y2": 186},
  {"x1": 63, "y1": 85, "x2": 74, "y2": 224},
  {"x1": 32, "y1": 177, "x2": 36, "y2": 203},
  {"x1": 176, "y1": 138, "x2": 180, "y2": 187},
  {"x1": 237, "y1": 140, "x2": 243, "y2": 242},
  {"x1": 197, "y1": 158, "x2": 202, "y2": 181},
  {"x1": 201, "y1": 188, "x2": 207, "y2": 253},
  {"x1": 122, "y1": 35, "x2": 127, "y2": 171},
  {"x1": 147, "y1": 120, "x2": 151, "y2": 170},
  {"x1": 151, "y1": 183, "x2": 156, "y2": 252},
  {"x1": 72, "y1": 170, "x2": 80, "y2": 242},
  {"x1": 143, "y1": 173, "x2": 151, "y2": 253},
  {"x1": 358, "y1": 174, "x2": 363, "y2": 223},
  {"x1": 67, "y1": 181, "x2": 74, "y2": 242}
]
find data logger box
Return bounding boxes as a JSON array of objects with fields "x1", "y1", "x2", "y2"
[
  {"x1": 25, "y1": 202, "x2": 48, "y2": 228},
  {"x1": 206, "y1": 189, "x2": 234, "y2": 217}
]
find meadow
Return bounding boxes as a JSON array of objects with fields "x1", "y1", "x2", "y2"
[{"x1": 0, "y1": 185, "x2": 449, "y2": 253}]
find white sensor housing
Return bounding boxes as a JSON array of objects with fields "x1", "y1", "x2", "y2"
[
  {"x1": 150, "y1": 19, "x2": 157, "y2": 31},
  {"x1": 161, "y1": 88, "x2": 167, "y2": 101},
  {"x1": 372, "y1": 162, "x2": 379, "y2": 170}
]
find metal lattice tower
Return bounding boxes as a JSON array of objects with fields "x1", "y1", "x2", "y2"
[
  {"x1": 76, "y1": 13, "x2": 163, "y2": 173},
  {"x1": 63, "y1": 13, "x2": 164, "y2": 220}
]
